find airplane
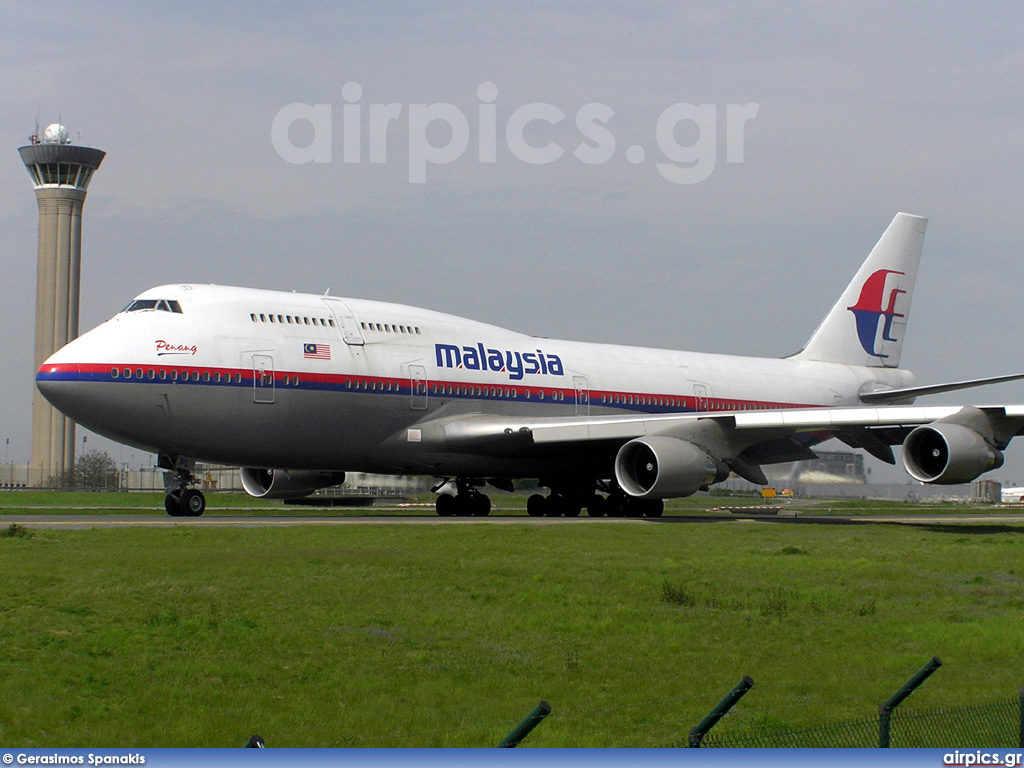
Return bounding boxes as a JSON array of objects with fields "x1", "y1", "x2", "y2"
[
  {"x1": 36, "y1": 213, "x2": 1024, "y2": 518},
  {"x1": 1000, "y1": 487, "x2": 1024, "y2": 504}
]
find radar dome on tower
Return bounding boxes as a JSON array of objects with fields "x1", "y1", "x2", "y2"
[{"x1": 42, "y1": 123, "x2": 70, "y2": 145}]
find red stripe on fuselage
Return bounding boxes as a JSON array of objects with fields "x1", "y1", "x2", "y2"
[{"x1": 41, "y1": 362, "x2": 812, "y2": 414}]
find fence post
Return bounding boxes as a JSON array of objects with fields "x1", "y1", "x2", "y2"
[
  {"x1": 688, "y1": 676, "x2": 754, "y2": 747},
  {"x1": 878, "y1": 656, "x2": 941, "y2": 747},
  {"x1": 496, "y1": 700, "x2": 551, "y2": 747}
]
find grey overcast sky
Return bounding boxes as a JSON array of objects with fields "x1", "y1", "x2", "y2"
[{"x1": 3, "y1": 1, "x2": 1024, "y2": 482}]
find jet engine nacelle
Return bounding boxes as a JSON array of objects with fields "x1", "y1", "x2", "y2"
[
  {"x1": 240, "y1": 468, "x2": 347, "y2": 499},
  {"x1": 902, "y1": 423, "x2": 1003, "y2": 484},
  {"x1": 614, "y1": 436, "x2": 730, "y2": 499}
]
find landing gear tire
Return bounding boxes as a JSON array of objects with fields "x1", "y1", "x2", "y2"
[
  {"x1": 441, "y1": 491, "x2": 491, "y2": 517},
  {"x1": 165, "y1": 491, "x2": 183, "y2": 517},
  {"x1": 453, "y1": 495, "x2": 473, "y2": 516},
  {"x1": 642, "y1": 498, "x2": 665, "y2": 518},
  {"x1": 605, "y1": 494, "x2": 626, "y2": 517},
  {"x1": 436, "y1": 479, "x2": 491, "y2": 518},
  {"x1": 544, "y1": 494, "x2": 565, "y2": 517},
  {"x1": 160, "y1": 455, "x2": 205, "y2": 517},
  {"x1": 606, "y1": 495, "x2": 664, "y2": 518},
  {"x1": 623, "y1": 497, "x2": 646, "y2": 518},
  {"x1": 471, "y1": 493, "x2": 491, "y2": 516},
  {"x1": 585, "y1": 494, "x2": 607, "y2": 517},
  {"x1": 527, "y1": 494, "x2": 546, "y2": 517},
  {"x1": 436, "y1": 493, "x2": 456, "y2": 517},
  {"x1": 180, "y1": 489, "x2": 206, "y2": 517},
  {"x1": 165, "y1": 489, "x2": 205, "y2": 517}
]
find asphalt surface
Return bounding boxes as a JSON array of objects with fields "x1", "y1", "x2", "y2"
[{"x1": 5, "y1": 511, "x2": 1024, "y2": 529}]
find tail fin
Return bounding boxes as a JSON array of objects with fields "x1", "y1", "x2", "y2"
[{"x1": 793, "y1": 212, "x2": 927, "y2": 368}]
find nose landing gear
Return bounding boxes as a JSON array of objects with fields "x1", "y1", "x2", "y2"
[{"x1": 160, "y1": 455, "x2": 206, "y2": 517}]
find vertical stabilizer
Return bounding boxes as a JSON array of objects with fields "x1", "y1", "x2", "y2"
[{"x1": 793, "y1": 213, "x2": 927, "y2": 368}]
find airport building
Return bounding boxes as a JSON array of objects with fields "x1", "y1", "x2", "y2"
[{"x1": 18, "y1": 123, "x2": 105, "y2": 485}]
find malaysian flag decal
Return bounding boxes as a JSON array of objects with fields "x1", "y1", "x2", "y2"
[{"x1": 303, "y1": 343, "x2": 331, "y2": 360}]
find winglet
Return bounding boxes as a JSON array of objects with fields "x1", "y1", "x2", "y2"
[{"x1": 793, "y1": 213, "x2": 927, "y2": 368}]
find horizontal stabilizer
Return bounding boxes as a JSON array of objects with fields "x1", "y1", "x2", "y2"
[{"x1": 859, "y1": 373, "x2": 1024, "y2": 404}]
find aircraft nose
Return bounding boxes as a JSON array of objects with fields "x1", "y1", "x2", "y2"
[{"x1": 36, "y1": 360, "x2": 81, "y2": 414}]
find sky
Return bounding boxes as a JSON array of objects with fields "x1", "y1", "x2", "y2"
[{"x1": 3, "y1": 1, "x2": 1024, "y2": 483}]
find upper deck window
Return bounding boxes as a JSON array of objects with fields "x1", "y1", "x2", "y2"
[{"x1": 123, "y1": 298, "x2": 183, "y2": 314}]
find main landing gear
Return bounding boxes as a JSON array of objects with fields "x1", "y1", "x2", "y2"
[
  {"x1": 526, "y1": 483, "x2": 664, "y2": 518},
  {"x1": 160, "y1": 455, "x2": 206, "y2": 517},
  {"x1": 433, "y1": 478, "x2": 491, "y2": 517},
  {"x1": 430, "y1": 479, "x2": 664, "y2": 518}
]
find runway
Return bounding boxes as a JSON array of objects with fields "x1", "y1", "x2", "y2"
[{"x1": 6, "y1": 511, "x2": 1024, "y2": 530}]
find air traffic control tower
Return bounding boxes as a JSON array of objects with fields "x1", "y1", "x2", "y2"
[{"x1": 19, "y1": 123, "x2": 105, "y2": 484}]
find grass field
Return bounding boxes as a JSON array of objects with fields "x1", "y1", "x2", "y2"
[{"x1": 2, "y1": 497, "x2": 1024, "y2": 747}]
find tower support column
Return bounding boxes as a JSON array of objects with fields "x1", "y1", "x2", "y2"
[{"x1": 20, "y1": 127, "x2": 104, "y2": 485}]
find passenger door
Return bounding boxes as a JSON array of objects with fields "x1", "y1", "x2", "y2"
[
  {"x1": 574, "y1": 375, "x2": 590, "y2": 416},
  {"x1": 407, "y1": 363, "x2": 428, "y2": 410},
  {"x1": 252, "y1": 354, "x2": 274, "y2": 404}
]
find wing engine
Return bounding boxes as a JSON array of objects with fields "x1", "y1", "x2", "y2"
[
  {"x1": 902, "y1": 423, "x2": 1003, "y2": 484},
  {"x1": 614, "y1": 436, "x2": 730, "y2": 499},
  {"x1": 240, "y1": 468, "x2": 347, "y2": 499}
]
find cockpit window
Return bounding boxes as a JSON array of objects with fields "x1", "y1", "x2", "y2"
[{"x1": 123, "y1": 299, "x2": 183, "y2": 314}]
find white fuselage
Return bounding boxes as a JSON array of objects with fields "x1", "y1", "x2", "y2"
[{"x1": 37, "y1": 284, "x2": 915, "y2": 479}]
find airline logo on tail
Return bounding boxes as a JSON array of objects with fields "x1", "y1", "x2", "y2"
[{"x1": 847, "y1": 269, "x2": 905, "y2": 359}]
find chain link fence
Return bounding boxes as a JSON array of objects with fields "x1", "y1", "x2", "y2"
[
  {"x1": 692, "y1": 697, "x2": 1020, "y2": 748},
  {"x1": 891, "y1": 699, "x2": 1021, "y2": 748}
]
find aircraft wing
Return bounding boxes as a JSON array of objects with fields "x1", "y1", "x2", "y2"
[
  {"x1": 441, "y1": 404, "x2": 1024, "y2": 447},
  {"x1": 429, "y1": 404, "x2": 1024, "y2": 488}
]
